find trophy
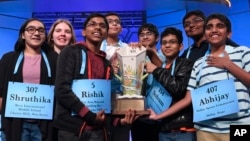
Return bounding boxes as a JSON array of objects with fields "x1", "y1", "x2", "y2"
[{"x1": 112, "y1": 46, "x2": 149, "y2": 115}]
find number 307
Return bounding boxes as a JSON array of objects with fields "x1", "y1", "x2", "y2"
[{"x1": 26, "y1": 87, "x2": 38, "y2": 93}]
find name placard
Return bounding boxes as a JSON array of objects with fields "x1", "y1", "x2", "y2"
[
  {"x1": 191, "y1": 79, "x2": 239, "y2": 122},
  {"x1": 72, "y1": 79, "x2": 111, "y2": 113},
  {"x1": 146, "y1": 79, "x2": 172, "y2": 114},
  {"x1": 5, "y1": 82, "x2": 54, "y2": 120}
]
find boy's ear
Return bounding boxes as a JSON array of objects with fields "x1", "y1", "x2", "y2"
[
  {"x1": 82, "y1": 30, "x2": 86, "y2": 37},
  {"x1": 156, "y1": 36, "x2": 159, "y2": 43},
  {"x1": 227, "y1": 32, "x2": 232, "y2": 38},
  {"x1": 179, "y1": 43, "x2": 184, "y2": 51}
]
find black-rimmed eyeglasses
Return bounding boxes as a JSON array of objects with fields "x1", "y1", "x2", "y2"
[{"x1": 25, "y1": 26, "x2": 45, "y2": 34}]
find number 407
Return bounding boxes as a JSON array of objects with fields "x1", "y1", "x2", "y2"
[{"x1": 206, "y1": 86, "x2": 217, "y2": 94}]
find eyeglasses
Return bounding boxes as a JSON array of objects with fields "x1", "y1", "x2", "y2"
[
  {"x1": 25, "y1": 26, "x2": 45, "y2": 34},
  {"x1": 86, "y1": 21, "x2": 107, "y2": 29},
  {"x1": 184, "y1": 17, "x2": 204, "y2": 27},
  {"x1": 139, "y1": 32, "x2": 154, "y2": 37},
  {"x1": 161, "y1": 40, "x2": 179, "y2": 46},
  {"x1": 107, "y1": 19, "x2": 121, "y2": 25}
]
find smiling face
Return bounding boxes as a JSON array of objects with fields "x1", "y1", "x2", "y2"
[
  {"x1": 21, "y1": 20, "x2": 46, "y2": 51},
  {"x1": 205, "y1": 18, "x2": 231, "y2": 48},
  {"x1": 184, "y1": 15, "x2": 205, "y2": 38},
  {"x1": 161, "y1": 34, "x2": 183, "y2": 59},
  {"x1": 82, "y1": 17, "x2": 108, "y2": 45},
  {"x1": 106, "y1": 15, "x2": 122, "y2": 37},
  {"x1": 139, "y1": 28, "x2": 158, "y2": 48},
  {"x1": 52, "y1": 22, "x2": 73, "y2": 49}
]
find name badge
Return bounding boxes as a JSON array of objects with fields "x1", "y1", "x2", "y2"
[
  {"x1": 191, "y1": 78, "x2": 239, "y2": 122},
  {"x1": 146, "y1": 79, "x2": 172, "y2": 114},
  {"x1": 72, "y1": 79, "x2": 111, "y2": 114},
  {"x1": 5, "y1": 82, "x2": 54, "y2": 120}
]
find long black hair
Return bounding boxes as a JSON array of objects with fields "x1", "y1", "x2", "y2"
[{"x1": 14, "y1": 18, "x2": 52, "y2": 53}]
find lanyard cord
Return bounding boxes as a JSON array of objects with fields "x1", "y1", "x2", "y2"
[
  {"x1": 14, "y1": 51, "x2": 51, "y2": 77},
  {"x1": 196, "y1": 45, "x2": 228, "y2": 85},
  {"x1": 80, "y1": 50, "x2": 110, "y2": 80},
  {"x1": 186, "y1": 46, "x2": 193, "y2": 59},
  {"x1": 162, "y1": 59, "x2": 176, "y2": 76}
]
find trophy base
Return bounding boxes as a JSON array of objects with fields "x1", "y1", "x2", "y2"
[{"x1": 112, "y1": 97, "x2": 149, "y2": 115}]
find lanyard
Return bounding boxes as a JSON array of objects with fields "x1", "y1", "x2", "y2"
[
  {"x1": 80, "y1": 50, "x2": 87, "y2": 75},
  {"x1": 80, "y1": 50, "x2": 91, "y2": 78},
  {"x1": 80, "y1": 50, "x2": 110, "y2": 80},
  {"x1": 147, "y1": 59, "x2": 176, "y2": 87},
  {"x1": 196, "y1": 49, "x2": 227, "y2": 84},
  {"x1": 162, "y1": 59, "x2": 176, "y2": 76},
  {"x1": 185, "y1": 46, "x2": 193, "y2": 59},
  {"x1": 14, "y1": 51, "x2": 51, "y2": 77}
]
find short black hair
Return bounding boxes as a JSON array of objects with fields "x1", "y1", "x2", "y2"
[
  {"x1": 182, "y1": 10, "x2": 206, "y2": 26},
  {"x1": 105, "y1": 12, "x2": 121, "y2": 20},
  {"x1": 160, "y1": 27, "x2": 183, "y2": 44},
  {"x1": 83, "y1": 13, "x2": 109, "y2": 31},
  {"x1": 138, "y1": 23, "x2": 159, "y2": 38},
  {"x1": 205, "y1": 13, "x2": 231, "y2": 32}
]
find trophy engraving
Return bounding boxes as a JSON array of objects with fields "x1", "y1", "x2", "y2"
[{"x1": 112, "y1": 46, "x2": 149, "y2": 115}]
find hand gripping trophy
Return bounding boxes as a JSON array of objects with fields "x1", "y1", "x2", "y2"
[{"x1": 112, "y1": 46, "x2": 149, "y2": 115}]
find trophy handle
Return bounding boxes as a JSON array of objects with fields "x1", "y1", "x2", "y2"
[
  {"x1": 114, "y1": 74, "x2": 122, "y2": 82},
  {"x1": 141, "y1": 73, "x2": 148, "y2": 81}
]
